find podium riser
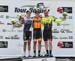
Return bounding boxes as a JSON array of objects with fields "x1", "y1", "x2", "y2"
[{"x1": 23, "y1": 57, "x2": 56, "y2": 61}]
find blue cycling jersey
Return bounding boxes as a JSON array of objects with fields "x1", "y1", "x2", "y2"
[{"x1": 23, "y1": 17, "x2": 32, "y2": 31}]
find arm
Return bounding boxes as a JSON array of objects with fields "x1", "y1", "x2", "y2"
[
  {"x1": 13, "y1": 23, "x2": 22, "y2": 28},
  {"x1": 60, "y1": 12, "x2": 68, "y2": 20},
  {"x1": 41, "y1": 17, "x2": 45, "y2": 26},
  {"x1": 53, "y1": 12, "x2": 68, "y2": 25},
  {"x1": 13, "y1": 18, "x2": 24, "y2": 28}
]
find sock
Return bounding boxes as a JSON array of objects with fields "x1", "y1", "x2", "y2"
[
  {"x1": 24, "y1": 51, "x2": 26, "y2": 56},
  {"x1": 28, "y1": 50, "x2": 30, "y2": 56},
  {"x1": 46, "y1": 50, "x2": 48, "y2": 54},
  {"x1": 50, "y1": 50, "x2": 52, "y2": 55},
  {"x1": 38, "y1": 50, "x2": 40, "y2": 55},
  {"x1": 34, "y1": 50, "x2": 36, "y2": 55}
]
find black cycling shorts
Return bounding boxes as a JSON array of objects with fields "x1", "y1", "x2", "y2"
[
  {"x1": 23, "y1": 31, "x2": 32, "y2": 41},
  {"x1": 43, "y1": 30, "x2": 52, "y2": 41},
  {"x1": 33, "y1": 28, "x2": 42, "y2": 39}
]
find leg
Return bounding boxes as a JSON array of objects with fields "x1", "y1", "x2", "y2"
[
  {"x1": 48, "y1": 31, "x2": 53, "y2": 57},
  {"x1": 49, "y1": 39, "x2": 52, "y2": 51},
  {"x1": 44, "y1": 41, "x2": 49, "y2": 56},
  {"x1": 49, "y1": 38, "x2": 53, "y2": 57},
  {"x1": 28, "y1": 40, "x2": 31, "y2": 56},
  {"x1": 38, "y1": 39, "x2": 42, "y2": 57},
  {"x1": 28, "y1": 31, "x2": 32, "y2": 57},
  {"x1": 33, "y1": 29, "x2": 37, "y2": 57},
  {"x1": 23, "y1": 31, "x2": 27, "y2": 56},
  {"x1": 45, "y1": 41, "x2": 48, "y2": 51},
  {"x1": 24, "y1": 41, "x2": 27, "y2": 57},
  {"x1": 33, "y1": 39, "x2": 37, "y2": 57},
  {"x1": 43, "y1": 31, "x2": 49, "y2": 56}
]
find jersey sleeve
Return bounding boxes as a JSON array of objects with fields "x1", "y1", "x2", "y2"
[
  {"x1": 51, "y1": 16, "x2": 63, "y2": 24},
  {"x1": 41, "y1": 18, "x2": 46, "y2": 26},
  {"x1": 50, "y1": 16, "x2": 55, "y2": 22},
  {"x1": 54, "y1": 18, "x2": 63, "y2": 24},
  {"x1": 48, "y1": 16, "x2": 55, "y2": 23}
]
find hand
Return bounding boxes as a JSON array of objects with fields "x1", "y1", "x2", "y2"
[
  {"x1": 57, "y1": 23, "x2": 60, "y2": 26},
  {"x1": 13, "y1": 24, "x2": 22, "y2": 28},
  {"x1": 63, "y1": 12, "x2": 68, "y2": 16},
  {"x1": 62, "y1": 12, "x2": 68, "y2": 20}
]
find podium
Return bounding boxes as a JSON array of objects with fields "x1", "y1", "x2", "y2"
[{"x1": 23, "y1": 57, "x2": 56, "y2": 61}]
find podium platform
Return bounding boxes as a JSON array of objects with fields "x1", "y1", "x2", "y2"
[{"x1": 23, "y1": 57, "x2": 56, "y2": 61}]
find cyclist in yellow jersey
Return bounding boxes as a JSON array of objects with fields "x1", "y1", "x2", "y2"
[{"x1": 42, "y1": 9, "x2": 67, "y2": 57}]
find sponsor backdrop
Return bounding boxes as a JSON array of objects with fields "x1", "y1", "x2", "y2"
[{"x1": 0, "y1": 0, "x2": 74, "y2": 57}]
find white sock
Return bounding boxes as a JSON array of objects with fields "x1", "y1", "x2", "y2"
[
  {"x1": 24, "y1": 51, "x2": 26, "y2": 56},
  {"x1": 28, "y1": 50, "x2": 31, "y2": 56}
]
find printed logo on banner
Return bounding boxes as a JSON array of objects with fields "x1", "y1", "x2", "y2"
[
  {"x1": 42, "y1": 58, "x2": 48, "y2": 61},
  {"x1": 53, "y1": 36, "x2": 58, "y2": 39},
  {"x1": 68, "y1": 16, "x2": 72, "y2": 19},
  {"x1": 2, "y1": 29, "x2": 16, "y2": 32},
  {"x1": 54, "y1": 23, "x2": 71, "y2": 27},
  {"x1": 57, "y1": 7, "x2": 72, "y2": 13},
  {"x1": 53, "y1": 36, "x2": 73, "y2": 39},
  {"x1": 0, "y1": 21, "x2": 4, "y2": 24},
  {"x1": 57, "y1": 41, "x2": 73, "y2": 48},
  {"x1": 60, "y1": 36, "x2": 73, "y2": 39},
  {"x1": 17, "y1": 30, "x2": 23, "y2": 32},
  {"x1": 2, "y1": 29, "x2": 22, "y2": 32},
  {"x1": 52, "y1": 29, "x2": 72, "y2": 33},
  {"x1": 0, "y1": 36, "x2": 3, "y2": 39},
  {"x1": 0, "y1": 5, "x2": 8, "y2": 12},
  {"x1": 6, "y1": 15, "x2": 17, "y2": 19},
  {"x1": 60, "y1": 29, "x2": 72, "y2": 33},
  {"x1": 0, "y1": 15, "x2": 4, "y2": 18},
  {"x1": 62, "y1": 7, "x2": 72, "y2": 13},
  {"x1": 60, "y1": 23, "x2": 70, "y2": 26},
  {"x1": 15, "y1": 3, "x2": 49, "y2": 13},
  {"x1": 5, "y1": 35, "x2": 20, "y2": 39},
  {"x1": 0, "y1": 41, "x2": 8, "y2": 48},
  {"x1": 15, "y1": 7, "x2": 26, "y2": 13},
  {"x1": 52, "y1": 29, "x2": 59, "y2": 33}
]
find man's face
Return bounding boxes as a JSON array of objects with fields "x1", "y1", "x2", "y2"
[{"x1": 44, "y1": 11, "x2": 48, "y2": 16}]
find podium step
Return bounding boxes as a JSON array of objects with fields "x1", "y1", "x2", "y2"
[{"x1": 23, "y1": 57, "x2": 56, "y2": 61}]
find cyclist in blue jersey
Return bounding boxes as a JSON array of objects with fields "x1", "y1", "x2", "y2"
[
  {"x1": 14, "y1": 10, "x2": 32, "y2": 57},
  {"x1": 23, "y1": 10, "x2": 32, "y2": 57}
]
